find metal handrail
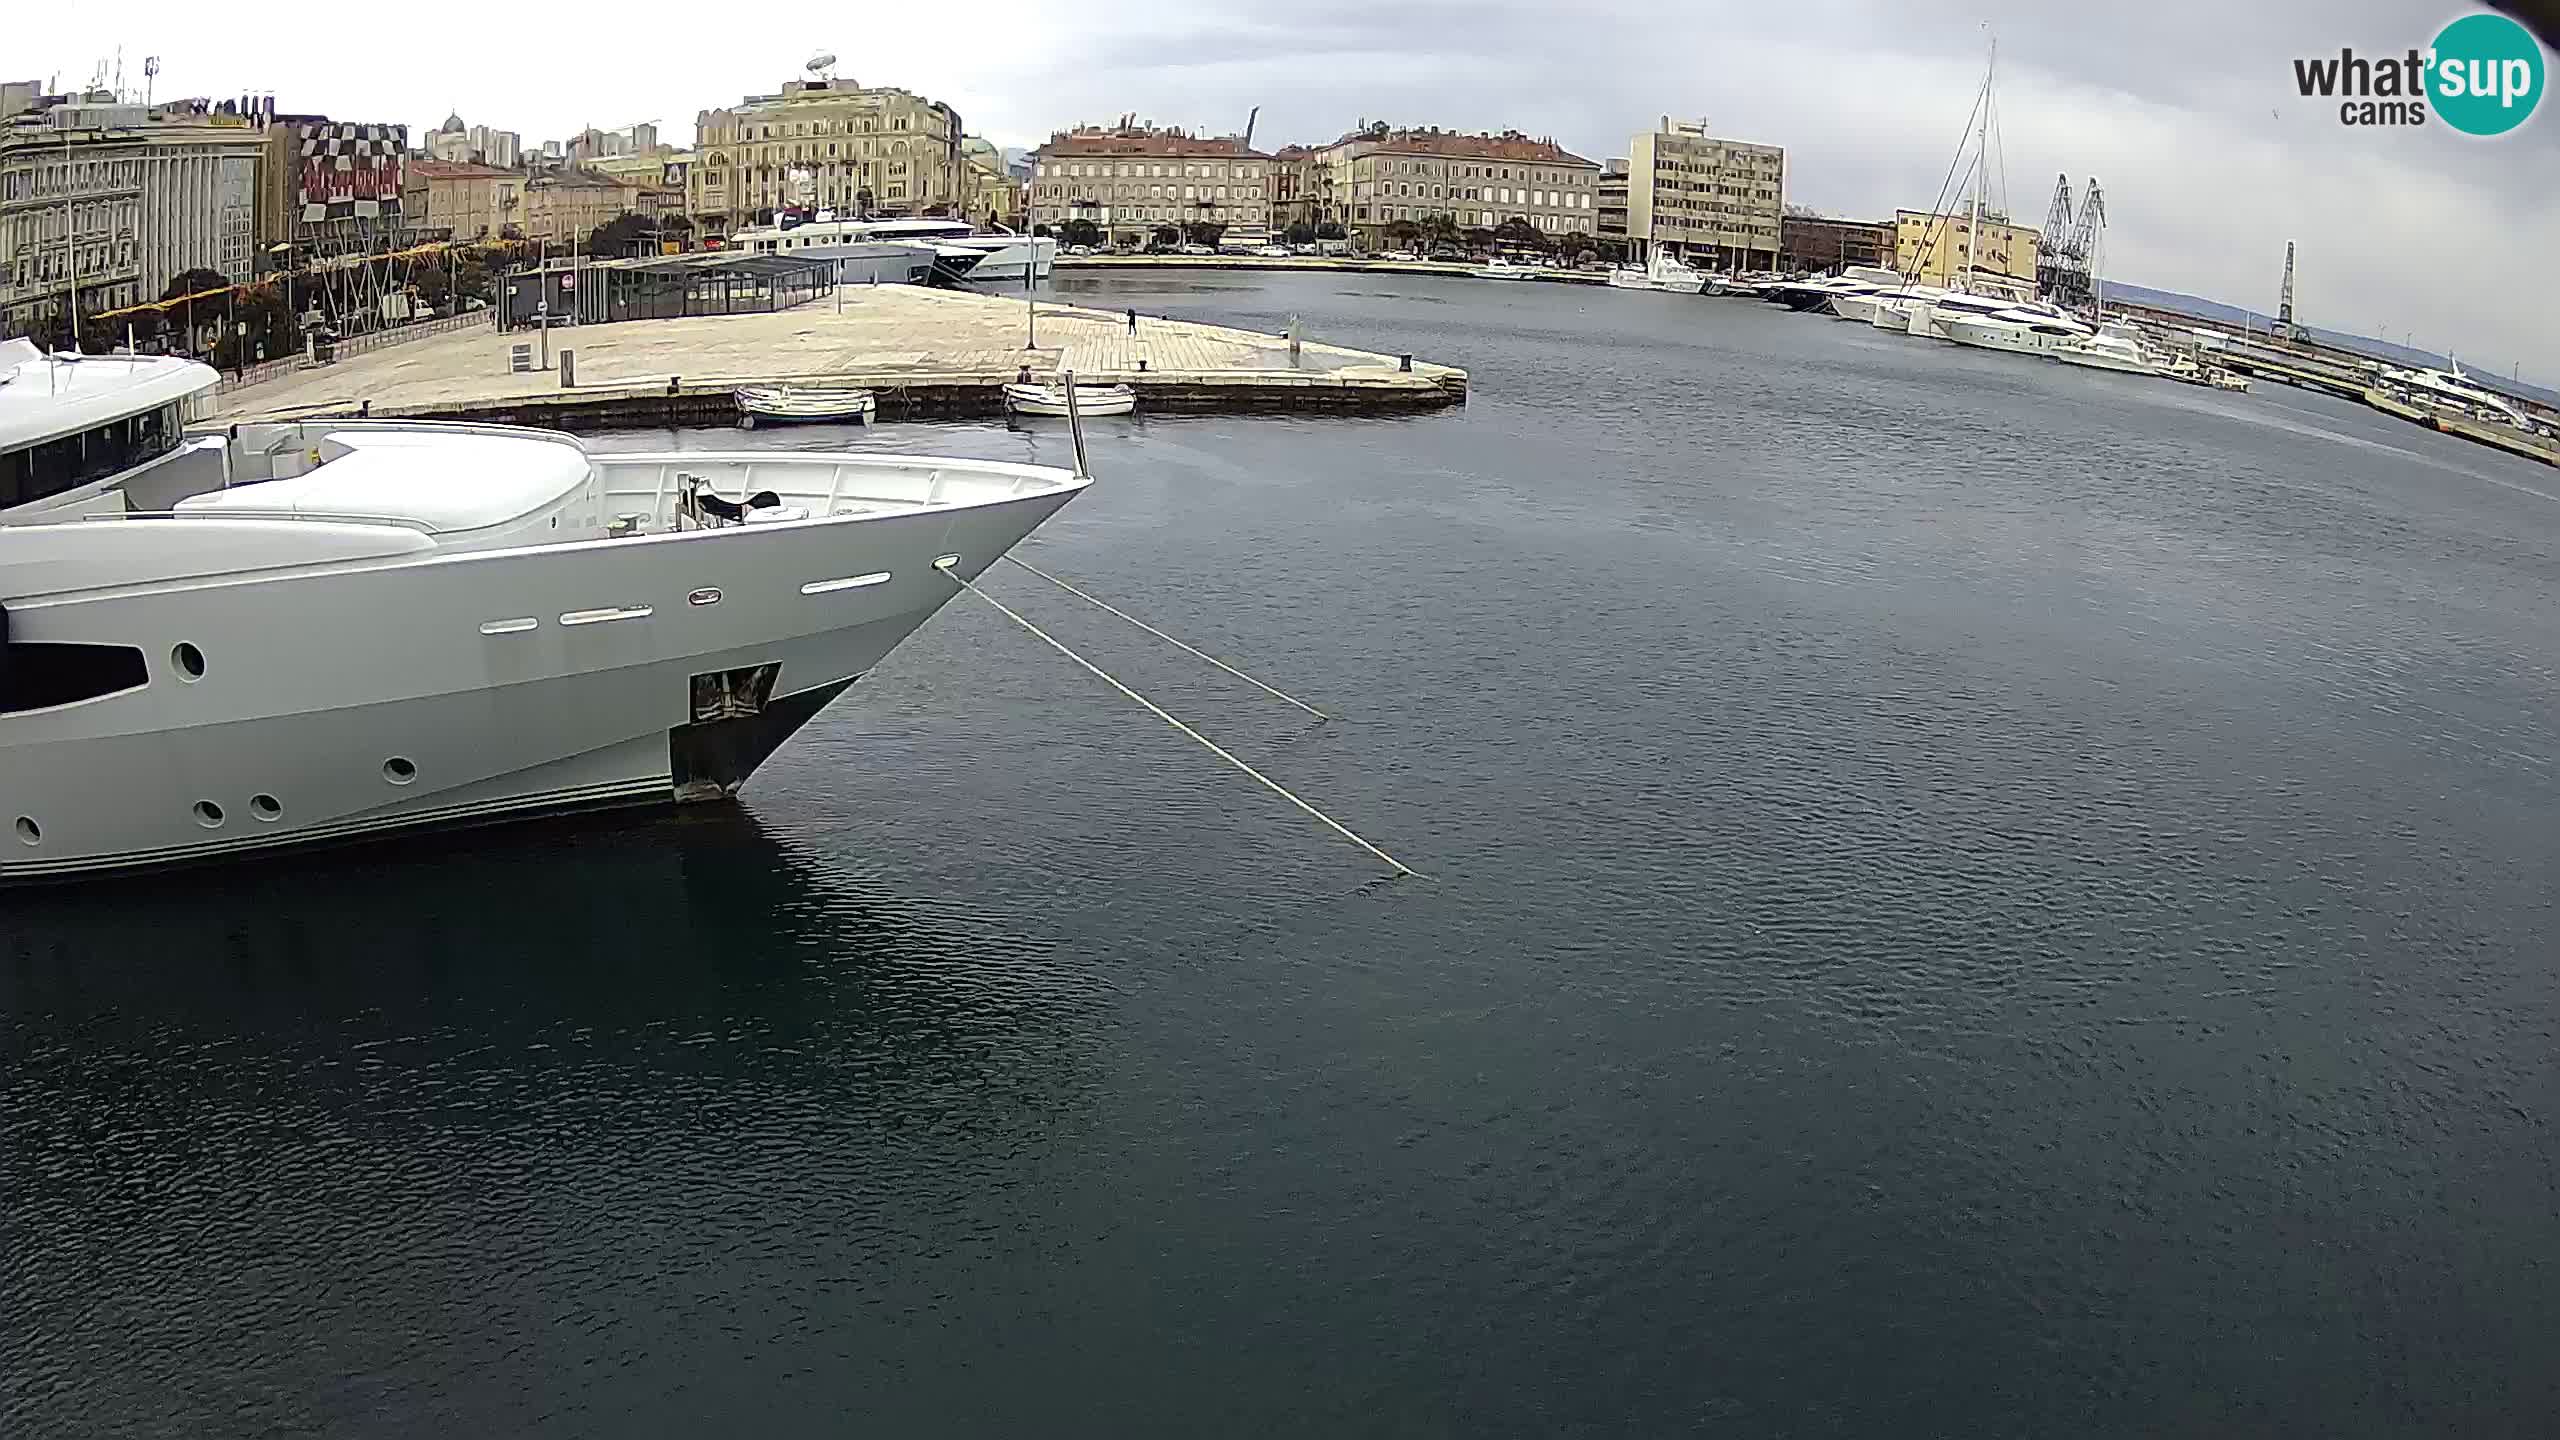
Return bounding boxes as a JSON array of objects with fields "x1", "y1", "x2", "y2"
[{"x1": 88, "y1": 507, "x2": 441, "y2": 534}]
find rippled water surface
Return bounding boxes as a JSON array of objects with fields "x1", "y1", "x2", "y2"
[{"x1": 9, "y1": 274, "x2": 2560, "y2": 1436}]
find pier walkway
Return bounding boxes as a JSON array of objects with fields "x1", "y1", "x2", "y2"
[{"x1": 212, "y1": 284, "x2": 1465, "y2": 428}]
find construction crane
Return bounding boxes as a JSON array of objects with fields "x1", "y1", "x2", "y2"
[
  {"x1": 2276, "y1": 241, "x2": 2297, "y2": 339},
  {"x1": 2058, "y1": 180, "x2": 2105, "y2": 310},
  {"x1": 2035, "y1": 173, "x2": 2077, "y2": 302}
]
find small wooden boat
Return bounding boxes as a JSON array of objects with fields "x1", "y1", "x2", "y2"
[
  {"x1": 736, "y1": 385, "x2": 876, "y2": 427},
  {"x1": 1004, "y1": 381, "x2": 1136, "y2": 417}
]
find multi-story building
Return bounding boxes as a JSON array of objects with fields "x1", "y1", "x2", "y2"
[
  {"x1": 1025, "y1": 123, "x2": 1270, "y2": 244},
  {"x1": 1626, "y1": 117, "x2": 1783, "y2": 271},
  {"x1": 1311, "y1": 124, "x2": 1598, "y2": 249},
  {"x1": 403, "y1": 158, "x2": 525, "y2": 241},
  {"x1": 688, "y1": 75, "x2": 964, "y2": 233},
  {"x1": 1, "y1": 96, "x2": 266, "y2": 338},
  {"x1": 1892, "y1": 208, "x2": 2038, "y2": 288},
  {"x1": 586, "y1": 150, "x2": 692, "y2": 222},
  {"x1": 524, "y1": 171, "x2": 638, "y2": 244},
  {"x1": 261, "y1": 114, "x2": 407, "y2": 262},
  {"x1": 1597, "y1": 159, "x2": 1629, "y2": 243},
  {"x1": 1778, "y1": 213, "x2": 1895, "y2": 273},
  {"x1": 1267, "y1": 144, "x2": 1316, "y2": 235}
]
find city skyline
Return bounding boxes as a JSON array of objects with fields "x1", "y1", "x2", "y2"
[{"x1": 14, "y1": 0, "x2": 2552, "y2": 379}]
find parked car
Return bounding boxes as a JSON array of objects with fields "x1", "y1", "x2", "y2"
[
  {"x1": 1064, "y1": 244, "x2": 1095, "y2": 257},
  {"x1": 1255, "y1": 245, "x2": 1293, "y2": 258},
  {"x1": 1180, "y1": 243, "x2": 1215, "y2": 256}
]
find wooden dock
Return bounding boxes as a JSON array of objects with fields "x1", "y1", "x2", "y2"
[{"x1": 211, "y1": 284, "x2": 1466, "y2": 428}]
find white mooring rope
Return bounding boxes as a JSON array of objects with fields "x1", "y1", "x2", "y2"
[
  {"x1": 937, "y1": 561, "x2": 1418, "y2": 878},
  {"x1": 999, "y1": 555, "x2": 1332, "y2": 721}
]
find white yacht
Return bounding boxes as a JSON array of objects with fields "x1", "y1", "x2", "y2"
[
  {"x1": 1772, "y1": 266, "x2": 1904, "y2": 313},
  {"x1": 1471, "y1": 256, "x2": 1541, "y2": 281},
  {"x1": 1941, "y1": 304, "x2": 2094, "y2": 355},
  {"x1": 1866, "y1": 285, "x2": 1947, "y2": 332},
  {"x1": 1607, "y1": 251, "x2": 1708, "y2": 294},
  {"x1": 0, "y1": 339, "x2": 1090, "y2": 883},
  {"x1": 732, "y1": 216, "x2": 1056, "y2": 286},
  {"x1": 2052, "y1": 322, "x2": 2166, "y2": 375},
  {"x1": 2380, "y1": 361, "x2": 2531, "y2": 427}
]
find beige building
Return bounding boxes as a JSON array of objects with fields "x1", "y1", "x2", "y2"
[
  {"x1": 2, "y1": 97, "x2": 266, "y2": 337},
  {"x1": 404, "y1": 159, "x2": 525, "y2": 241},
  {"x1": 1626, "y1": 117, "x2": 1784, "y2": 270},
  {"x1": 1313, "y1": 125, "x2": 1598, "y2": 249},
  {"x1": 959, "y1": 137, "x2": 1021, "y2": 230},
  {"x1": 688, "y1": 75, "x2": 964, "y2": 231},
  {"x1": 1027, "y1": 125, "x2": 1270, "y2": 244},
  {"x1": 523, "y1": 171, "x2": 641, "y2": 244},
  {"x1": 1893, "y1": 208, "x2": 2038, "y2": 288},
  {"x1": 586, "y1": 149, "x2": 692, "y2": 220}
]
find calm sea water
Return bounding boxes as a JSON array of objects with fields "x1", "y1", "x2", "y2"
[{"x1": 8, "y1": 274, "x2": 2560, "y2": 1436}]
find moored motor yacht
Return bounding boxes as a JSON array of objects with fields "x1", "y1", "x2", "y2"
[
  {"x1": 0, "y1": 357, "x2": 1090, "y2": 883},
  {"x1": 1606, "y1": 251, "x2": 1708, "y2": 294},
  {"x1": 2052, "y1": 322, "x2": 2166, "y2": 375},
  {"x1": 1772, "y1": 265, "x2": 1905, "y2": 313},
  {"x1": 731, "y1": 216, "x2": 1056, "y2": 285},
  {"x1": 1471, "y1": 256, "x2": 1541, "y2": 281},
  {"x1": 1942, "y1": 305, "x2": 2094, "y2": 355}
]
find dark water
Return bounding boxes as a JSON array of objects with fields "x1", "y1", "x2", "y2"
[{"x1": 10, "y1": 274, "x2": 2560, "y2": 1436}]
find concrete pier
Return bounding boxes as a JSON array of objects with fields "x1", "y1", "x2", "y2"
[{"x1": 211, "y1": 284, "x2": 1466, "y2": 428}]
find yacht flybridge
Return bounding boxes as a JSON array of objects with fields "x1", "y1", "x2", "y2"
[{"x1": 0, "y1": 339, "x2": 1090, "y2": 882}]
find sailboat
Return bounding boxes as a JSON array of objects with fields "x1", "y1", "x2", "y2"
[{"x1": 1887, "y1": 35, "x2": 2028, "y2": 340}]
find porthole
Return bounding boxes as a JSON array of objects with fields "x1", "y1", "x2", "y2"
[
  {"x1": 383, "y1": 757, "x2": 417, "y2": 785},
  {"x1": 250, "y1": 794, "x2": 283, "y2": 821},
  {"x1": 12, "y1": 816, "x2": 38, "y2": 846},
  {"x1": 172, "y1": 642, "x2": 206, "y2": 681},
  {"x1": 193, "y1": 800, "x2": 225, "y2": 828}
]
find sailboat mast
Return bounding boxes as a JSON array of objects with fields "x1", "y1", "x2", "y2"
[{"x1": 1965, "y1": 37, "x2": 1990, "y2": 292}]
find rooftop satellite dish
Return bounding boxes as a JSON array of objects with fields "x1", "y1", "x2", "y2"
[{"x1": 807, "y1": 52, "x2": 837, "y2": 74}]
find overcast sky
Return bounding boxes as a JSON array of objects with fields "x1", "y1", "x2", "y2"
[{"x1": 19, "y1": 1, "x2": 2555, "y2": 378}]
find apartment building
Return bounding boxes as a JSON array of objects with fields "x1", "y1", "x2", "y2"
[
  {"x1": 1312, "y1": 125, "x2": 1598, "y2": 249},
  {"x1": 1, "y1": 97, "x2": 265, "y2": 337},
  {"x1": 1027, "y1": 124, "x2": 1270, "y2": 243},
  {"x1": 689, "y1": 75, "x2": 964, "y2": 231},
  {"x1": 404, "y1": 158, "x2": 525, "y2": 241},
  {"x1": 1626, "y1": 117, "x2": 1784, "y2": 270},
  {"x1": 1779, "y1": 213, "x2": 1895, "y2": 272}
]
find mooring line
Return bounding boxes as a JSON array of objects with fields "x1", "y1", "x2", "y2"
[
  {"x1": 999, "y1": 554, "x2": 1332, "y2": 721},
  {"x1": 937, "y1": 561, "x2": 1417, "y2": 878}
]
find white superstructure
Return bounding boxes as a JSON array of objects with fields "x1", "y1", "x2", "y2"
[
  {"x1": 2381, "y1": 362, "x2": 2530, "y2": 427},
  {"x1": 1, "y1": 339, "x2": 221, "y2": 524},
  {"x1": 0, "y1": 400, "x2": 1089, "y2": 882},
  {"x1": 731, "y1": 217, "x2": 1056, "y2": 285}
]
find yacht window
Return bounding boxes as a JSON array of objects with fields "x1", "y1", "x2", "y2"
[
  {"x1": 0, "y1": 403, "x2": 182, "y2": 509},
  {"x1": 0, "y1": 642, "x2": 150, "y2": 714}
]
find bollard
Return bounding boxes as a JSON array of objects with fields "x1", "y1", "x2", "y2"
[
  {"x1": 1400, "y1": 353, "x2": 1412, "y2": 372},
  {"x1": 360, "y1": 399, "x2": 371, "y2": 417},
  {"x1": 1137, "y1": 358, "x2": 1148, "y2": 373},
  {"x1": 668, "y1": 375, "x2": 680, "y2": 395},
  {"x1": 560, "y1": 349, "x2": 575, "y2": 388}
]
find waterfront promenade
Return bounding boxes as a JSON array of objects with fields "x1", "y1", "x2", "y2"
[{"x1": 212, "y1": 283, "x2": 1466, "y2": 427}]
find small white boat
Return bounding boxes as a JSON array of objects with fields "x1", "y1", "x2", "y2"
[
  {"x1": 736, "y1": 385, "x2": 876, "y2": 427},
  {"x1": 1004, "y1": 381, "x2": 1136, "y2": 417},
  {"x1": 1606, "y1": 252, "x2": 1707, "y2": 295},
  {"x1": 1472, "y1": 257, "x2": 1541, "y2": 281}
]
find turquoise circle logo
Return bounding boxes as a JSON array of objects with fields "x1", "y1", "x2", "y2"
[{"x1": 2428, "y1": 12, "x2": 2546, "y2": 135}]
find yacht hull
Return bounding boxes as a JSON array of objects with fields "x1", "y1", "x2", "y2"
[
  {"x1": 1943, "y1": 317, "x2": 2058, "y2": 354},
  {"x1": 0, "y1": 486, "x2": 1078, "y2": 883}
]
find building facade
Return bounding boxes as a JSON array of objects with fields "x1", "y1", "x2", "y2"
[
  {"x1": 1892, "y1": 208, "x2": 2038, "y2": 287},
  {"x1": 689, "y1": 76, "x2": 964, "y2": 233},
  {"x1": 1778, "y1": 214, "x2": 1895, "y2": 273},
  {"x1": 262, "y1": 115, "x2": 406, "y2": 264},
  {"x1": 1027, "y1": 125, "x2": 1270, "y2": 244},
  {"x1": 1311, "y1": 125, "x2": 1598, "y2": 249},
  {"x1": 1597, "y1": 159, "x2": 1629, "y2": 243},
  {"x1": 404, "y1": 158, "x2": 525, "y2": 241},
  {"x1": 524, "y1": 171, "x2": 638, "y2": 244},
  {"x1": 1625, "y1": 117, "x2": 1783, "y2": 270},
  {"x1": 1, "y1": 98, "x2": 266, "y2": 338}
]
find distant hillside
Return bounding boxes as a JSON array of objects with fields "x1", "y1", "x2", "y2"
[{"x1": 2102, "y1": 279, "x2": 2556, "y2": 409}]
